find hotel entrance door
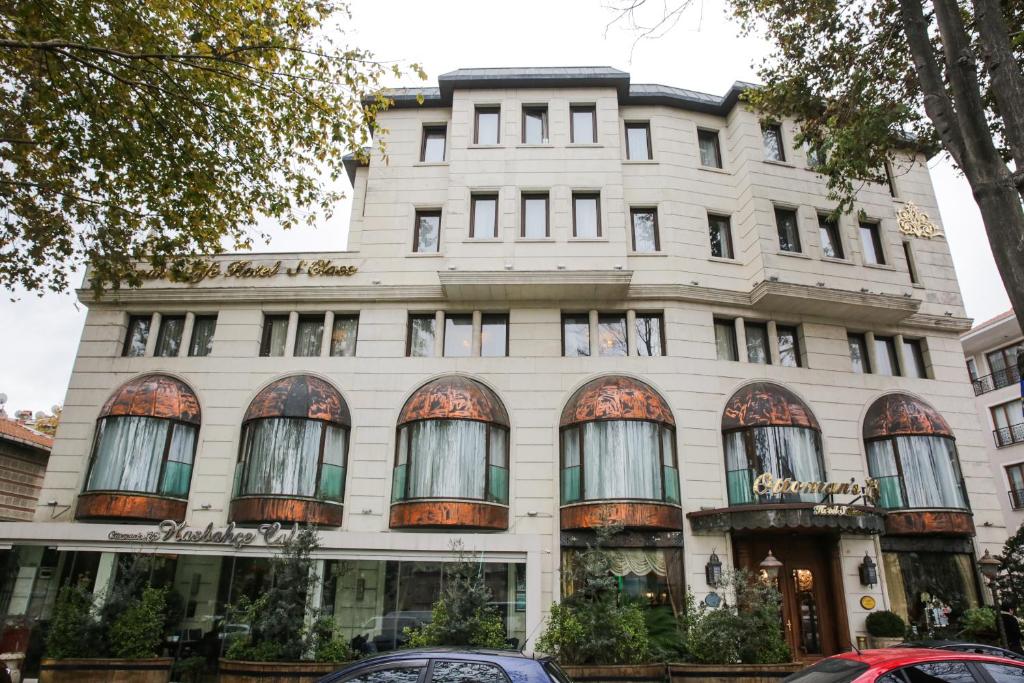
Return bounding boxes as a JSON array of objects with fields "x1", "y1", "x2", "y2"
[{"x1": 734, "y1": 534, "x2": 850, "y2": 658}]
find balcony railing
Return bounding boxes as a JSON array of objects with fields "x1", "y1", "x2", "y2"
[
  {"x1": 1010, "y1": 488, "x2": 1024, "y2": 510},
  {"x1": 995, "y1": 423, "x2": 1024, "y2": 448},
  {"x1": 972, "y1": 365, "x2": 1021, "y2": 395}
]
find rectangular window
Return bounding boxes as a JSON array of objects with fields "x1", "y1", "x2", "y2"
[
  {"x1": 804, "y1": 141, "x2": 825, "y2": 168},
  {"x1": 762, "y1": 123, "x2": 785, "y2": 161},
  {"x1": 260, "y1": 315, "x2": 289, "y2": 357},
  {"x1": 443, "y1": 314, "x2": 473, "y2": 357},
  {"x1": 698, "y1": 129, "x2": 723, "y2": 168},
  {"x1": 407, "y1": 314, "x2": 436, "y2": 357},
  {"x1": 635, "y1": 313, "x2": 665, "y2": 357},
  {"x1": 903, "y1": 241, "x2": 919, "y2": 283},
  {"x1": 420, "y1": 125, "x2": 446, "y2": 162},
  {"x1": 562, "y1": 314, "x2": 591, "y2": 357},
  {"x1": 625, "y1": 122, "x2": 652, "y2": 160},
  {"x1": 714, "y1": 319, "x2": 738, "y2": 361},
  {"x1": 481, "y1": 314, "x2": 508, "y2": 357},
  {"x1": 330, "y1": 315, "x2": 358, "y2": 357},
  {"x1": 570, "y1": 105, "x2": 596, "y2": 143},
  {"x1": 884, "y1": 159, "x2": 898, "y2": 197},
  {"x1": 777, "y1": 325, "x2": 802, "y2": 367},
  {"x1": 903, "y1": 338, "x2": 927, "y2": 378},
  {"x1": 874, "y1": 335, "x2": 901, "y2": 376},
  {"x1": 188, "y1": 315, "x2": 217, "y2": 357},
  {"x1": 572, "y1": 193, "x2": 601, "y2": 238},
  {"x1": 597, "y1": 314, "x2": 627, "y2": 357},
  {"x1": 967, "y1": 357, "x2": 979, "y2": 381},
  {"x1": 474, "y1": 106, "x2": 500, "y2": 145},
  {"x1": 154, "y1": 315, "x2": 185, "y2": 357},
  {"x1": 848, "y1": 333, "x2": 870, "y2": 373},
  {"x1": 1006, "y1": 462, "x2": 1024, "y2": 507},
  {"x1": 413, "y1": 209, "x2": 441, "y2": 253},
  {"x1": 860, "y1": 220, "x2": 886, "y2": 264},
  {"x1": 745, "y1": 322, "x2": 770, "y2": 364},
  {"x1": 631, "y1": 208, "x2": 660, "y2": 252},
  {"x1": 986, "y1": 342, "x2": 1022, "y2": 388},
  {"x1": 775, "y1": 207, "x2": 802, "y2": 253},
  {"x1": 294, "y1": 314, "x2": 324, "y2": 357},
  {"x1": 522, "y1": 105, "x2": 548, "y2": 144},
  {"x1": 123, "y1": 315, "x2": 151, "y2": 357},
  {"x1": 521, "y1": 193, "x2": 549, "y2": 238},
  {"x1": 470, "y1": 194, "x2": 498, "y2": 239},
  {"x1": 993, "y1": 400, "x2": 1024, "y2": 448},
  {"x1": 818, "y1": 214, "x2": 845, "y2": 259},
  {"x1": 708, "y1": 214, "x2": 734, "y2": 259}
]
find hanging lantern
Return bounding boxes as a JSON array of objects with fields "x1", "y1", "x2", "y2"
[
  {"x1": 705, "y1": 550, "x2": 723, "y2": 587},
  {"x1": 759, "y1": 550, "x2": 782, "y2": 581},
  {"x1": 859, "y1": 553, "x2": 878, "y2": 587}
]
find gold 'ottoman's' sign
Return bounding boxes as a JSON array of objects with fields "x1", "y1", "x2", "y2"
[{"x1": 897, "y1": 202, "x2": 945, "y2": 239}]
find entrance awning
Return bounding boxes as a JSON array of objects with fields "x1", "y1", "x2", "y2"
[{"x1": 687, "y1": 503, "x2": 885, "y2": 535}]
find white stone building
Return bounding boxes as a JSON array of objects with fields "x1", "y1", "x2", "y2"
[{"x1": 0, "y1": 67, "x2": 1005, "y2": 662}]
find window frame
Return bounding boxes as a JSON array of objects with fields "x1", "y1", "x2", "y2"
[
  {"x1": 1005, "y1": 462, "x2": 1024, "y2": 508},
  {"x1": 521, "y1": 105, "x2": 549, "y2": 145},
  {"x1": 849, "y1": 333, "x2": 871, "y2": 373},
  {"x1": 572, "y1": 192, "x2": 602, "y2": 238},
  {"x1": 745, "y1": 321, "x2": 771, "y2": 365},
  {"x1": 865, "y1": 433, "x2": 971, "y2": 512},
  {"x1": 817, "y1": 213, "x2": 845, "y2": 260},
  {"x1": 420, "y1": 125, "x2": 447, "y2": 162},
  {"x1": 624, "y1": 121, "x2": 653, "y2": 160},
  {"x1": 859, "y1": 219, "x2": 887, "y2": 265},
  {"x1": 570, "y1": 105, "x2": 597, "y2": 143},
  {"x1": 428, "y1": 659, "x2": 512, "y2": 683},
  {"x1": 329, "y1": 314, "x2": 359, "y2": 357},
  {"x1": 884, "y1": 159, "x2": 899, "y2": 197},
  {"x1": 902, "y1": 338, "x2": 927, "y2": 378},
  {"x1": 293, "y1": 313, "x2": 325, "y2": 357},
  {"x1": 724, "y1": 423, "x2": 827, "y2": 505},
  {"x1": 154, "y1": 315, "x2": 186, "y2": 357},
  {"x1": 986, "y1": 342, "x2": 1022, "y2": 376},
  {"x1": 630, "y1": 207, "x2": 660, "y2": 252},
  {"x1": 761, "y1": 122, "x2": 786, "y2": 162},
  {"x1": 442, "y1": 313, "x2": 474, "y2": 358},
  {"x1": 714, "y1": 318, "x2": 739, "y2": 361},
  {"x1": 903, "y1": 240, "x2": 920, "y2": 283},
  {"x1": 634, "y1": 312, "x2": 666, "y2": 357},
  {"x1": 188, "y1": 315, "x2": 217, "y2": 357},
  {"x1": 469, "y1": 194, "x2": 499, "y2": 239},
  {"x1": 874, "y1": 335, "x2": 902, "y2": 376},
  {"x1": 597, "y1": 312, "x2": 628, "y2": 357},
  {"x1": 708, "y1": 213, "x2": 735, "y2": 259},
  {"x1": 339, "y1": 661, "x2": 427, "y2": 683},
  {"x1": 259, "y1": 314, "x2": 289, "y2": 357},
  {"x1": 774, "y1": 206, "x2": 803, "y2": 253},
  {"x1": 697, "y1": 128, "x2": 723, "y2": 168},
  {"x1": 122, "y1": 315, "x2": 152, "y2": 357},
  {"x1": 520, "y1": 192, "x2": 550, "y2": 238},
  {"x1": 561, "y1": 313, "x2": 591, "y2": 357},
  {"x1": 777, "y1": 324, "x2": 802, "y2": 368},
  {"x1": 406, "y1": 313, "x2": 437, "y2": 357},
  {"x1": 413, "y1": 209, "x2": 442, "y2": 253},
  {"x1": 480, "y1": 313, "x2": 509, "y2": 358},
  {"x1": 473, "y1": 106, "x2": 501, "y2": 145}
]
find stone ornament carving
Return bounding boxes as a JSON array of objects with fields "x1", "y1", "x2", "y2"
[{"x1": 896, "y1": 202, "x2": 945, "y2": 239}]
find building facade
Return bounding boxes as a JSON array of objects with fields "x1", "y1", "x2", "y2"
[
  {"x1": 0, "y1": 67, "x2": 1005, "y2": 662},
  {"x1": 962, "y1": 311, "x2": 1024, "y2": 538}
]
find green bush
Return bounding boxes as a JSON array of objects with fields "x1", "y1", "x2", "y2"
[
  {"x1": 46, "y1": 583, "x2": 99, "y2": 659},
  {"x1": 960, "y1": 607, "x2": 998, "y2": 643},
  {"x1": 171, "y1": 656, "x2": 206, "y2": 683},
  {"x1": 109, "y1": 586, "x2": 168, "y2": 658},
  {"x1": 316, "y1": 637, "x2": 356, "y2": 663},
  {"x1": 866, "y1": 610, "x2": 906, "y2": 638},
  {"x1": 644, "y1": 605, "x2": 687, "y2": 662}
]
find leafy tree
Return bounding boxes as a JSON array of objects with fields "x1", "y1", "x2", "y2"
[
  {"x1": 108, "y1": 586, "x2": 168, "y2": 658},
  {"x1": 992, "y1": 521, "x2": 1024, "y2": 609},
  {"x1": 46, "y1": 582, "x2": 100, "y2": 659},
  {"x1": 1, "y1": 1, "x2": 423, "y2": 294},
  {"x1": 405, "y1": 542, "x2": 507, "y2": 649},
  {"x1": 608, "y1": 0, "x2": 1024, "y2": 331}
]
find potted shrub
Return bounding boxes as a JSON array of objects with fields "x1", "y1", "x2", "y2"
[
  {"x1": 39, "y1": 571, "x2": 173, "y2": 683},
  {"x1": 866, "y1": 610, "x2": 907, "y2": 648},
  {"x1": 218, "y1": 528, "x2": 355, "y2": 683}
]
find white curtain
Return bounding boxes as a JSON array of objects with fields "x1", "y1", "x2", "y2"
[
  {"x1": 896, "y1": 436, "x2": 967, "y2": 509},
  {"x1": 242, "y1": 418, "x2": 321, "y2": 496},
  {"x1": 160, "y1": 423, "x2": 196, "y2": 497},
  {"x1": 866, "y1": 440, "x2": 905, "y2": 508},
  {"x1": 582, "y1": 421, "x2": 661, "y2": 500},
  {"x1": 87, "y1": 417, "x2": 167, "y2": 492},
  {"x1": 294, "y1": 318, "x2": 323, "y2": 357},
  {"x1": 407, "y1": 420, "x2": 486, "y2": 499},
  {"x1": 728, "y1": 426, "x2": 825, "y2": 503},
  {"x1": 606, "y1": 549, "x2": 668, "y2": 577}
]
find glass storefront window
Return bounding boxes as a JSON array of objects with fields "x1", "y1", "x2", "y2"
[
  {"x1": 561, "y1": 547, "x2": 685, "y2": 616},
  {"x1": 866, "y1": 435, "x2": 967, "y2": 510},
  {"x1": 724, "y1": 425, "x2": 826, "y2": 505},
  {"x1": 882, "y1": 551, "x2": 979, "y2": 633}
]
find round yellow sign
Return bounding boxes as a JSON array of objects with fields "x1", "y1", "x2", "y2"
[{"x1": 860, "y1": 596, "x2": 877, "y2": 610}]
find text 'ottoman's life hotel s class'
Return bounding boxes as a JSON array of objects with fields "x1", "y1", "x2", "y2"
[{"x1": 0, "y1": 67, "x2": 1006, "y2": 659}]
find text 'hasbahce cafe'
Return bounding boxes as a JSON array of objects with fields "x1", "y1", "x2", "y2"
[{"x1": 0, "y1": 67, "x2": 1005, "y2": 660}]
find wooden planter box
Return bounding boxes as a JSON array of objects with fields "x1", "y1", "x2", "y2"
[
  {"x1": 562, "y1": 663, "x2": 668, "y2": 683},
  {"x1": 668, "y1": 662, "x2": 802, "y2": 683},
  {"x1": 217, "y1": 659, "x2": 351, "y2": 683},
  {"x1": 39, "y1": 657, "x2": 173, "y2": 683}
]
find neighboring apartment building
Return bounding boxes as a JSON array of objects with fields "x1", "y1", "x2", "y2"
[
  {"x1": 0, "y1": 417, "x2": 52, "y2": 522},
  {"x1": 0, "y1": 67, "x2": 1005, "y2": 661},
  {"x1": 962, "y1": 311, "x2": 1024, "y2": 537}
]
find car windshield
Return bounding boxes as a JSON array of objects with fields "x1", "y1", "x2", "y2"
[{"x1": 784, "y1": 658, "x2": 870, "y2": 683}]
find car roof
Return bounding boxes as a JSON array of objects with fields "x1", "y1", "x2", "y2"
[
  {"x1": 320, "y1": 649, "x2": 549, "y2": 682},
  {"x1": 833, "y1": 648, "x2": 1022, "y2": 669}
]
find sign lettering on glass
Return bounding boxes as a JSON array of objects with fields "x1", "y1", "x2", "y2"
[
  {"x1": 135, "y1": 259, "x2": 358, "y2": 284},
  {"x1": 751, "y1": 472, "x2": 880, "y2": 506},
  {"x1": 107, "y1": 520, "x2": 298, "y2": 549}
]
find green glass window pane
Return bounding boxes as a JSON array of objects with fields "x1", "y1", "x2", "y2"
[
  {"x1": 319, "y1": 464, "x2": 345, "y2": 502},
  {"x1": 877, "y1": 475, "x2": 904, "y2": 509},
  {"x1": 392, "y1": 464, "x2": 407, "y2": 502},
  {"x1": 160, "y1": 461, "x2": 192, "y2": 498},
  {"x1": 561, "y1": 466, "x2": 581, "y2": 504},
  {"x1": 727, "y1": 468, "x2": 754, "y2": 505},
  {"x1": 664, "y1": 467, "x2": 680, "y2": 504},
  {"x1": 232, "y1": 461, "x2": 243, "y2": 497},
  {"x1": 488, "y1": 466, "x2": 509, "y2": 504}
]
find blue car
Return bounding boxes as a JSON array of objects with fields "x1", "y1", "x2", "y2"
[{"x1": 316, "y1": 648, "x2": 574, "y2": 683}]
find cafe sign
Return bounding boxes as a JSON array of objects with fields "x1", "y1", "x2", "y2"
[
  {"x1": 135, "y1": 258, "x2": 358, "y2": 285},
  {"x1": 752, "y1": 472, "x2": 880, "y2": 507},
  {"x1": 108, "y1": 520, "x2": 298, "y2": 550}
]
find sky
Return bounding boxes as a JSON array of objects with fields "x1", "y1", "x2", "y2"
[{"x1": 0, "y1": 0, "x2": 1011, "y2": 414}]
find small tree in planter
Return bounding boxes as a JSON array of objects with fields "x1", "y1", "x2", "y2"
[
  {"x1": 865, "y1": 610, "x2": 907, "y2": 648},
  {"x1": 404, "y1": 542, "x2": 506, "y2": 649},
  {"x1": 537, "y1": 525, "x2": 652, "y2": 665}
]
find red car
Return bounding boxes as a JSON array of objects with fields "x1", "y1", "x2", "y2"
[{"x1": 785, "y1": 647, "x2": 1024, "y2": 683}]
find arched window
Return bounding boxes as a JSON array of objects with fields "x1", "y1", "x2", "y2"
[
  {"x1": 559, "y1": 376, "x2": 678, "y2": 505},
  {"x1": 393, "y1": 376, "x2": 509, "y2": 504},
  {"x1": 236, "y1": 375, "x2": 349, "y2": 503},
  {"x1": 722, "y1": 382, "x2": 825, "y2": 505},
  {"x1": 86, "y1": 374, "x2": 200, "y2": 498},
  {"x1": 863, "y1": 393, "x2": 967, "y2": 510}
]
